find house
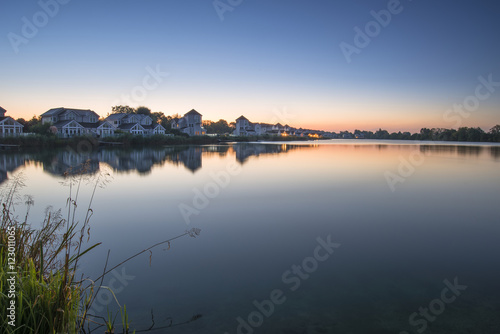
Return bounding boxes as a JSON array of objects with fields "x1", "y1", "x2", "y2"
[
  {"x1": 41, "y1": 107, "x2": 114, "y2": 138},
  {"x1": 234, "y1": 116, "x2": 273, "y2": 136},
  {"x1": 146, "y1": 123, "x2": 166, "y2": 135},
  {"x1": 171, "y1": 109, "x2": 206, "y2": 136},
  {"x1": 118, "y1": 123, "x2": 146, "y2": 135},
  {"x1": 105, "y1": 113, "x2": 166, "y2": 135},
  {"x1": 0, "y1": 107, "x2": 24, "y2": 137},
  {"x1": 234, "y1": 116, "x2": 253, "y2": 136},
  {"x1": 41, "y1": 107, "x2": 99, "y2": 124}
]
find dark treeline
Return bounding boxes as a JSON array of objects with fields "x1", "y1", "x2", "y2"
[{"x1": 352, "y1": 125, "x2": 500, "y2": 142}]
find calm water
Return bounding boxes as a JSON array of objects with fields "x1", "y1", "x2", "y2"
[{"x1": 1, "y1": 140, "x2": 500, "y2": 333}]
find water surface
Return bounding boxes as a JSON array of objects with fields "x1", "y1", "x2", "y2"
[{"x1": 2, "y1": 140, "x2": 500, "y2": 333}]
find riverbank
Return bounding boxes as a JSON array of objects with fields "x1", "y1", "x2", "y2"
[{"x1": 0, "y1": 133, "x2": 316, "y2": 149}]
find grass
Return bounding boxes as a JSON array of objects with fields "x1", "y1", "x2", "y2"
[
  {"x1": 0, "y1": 165, "x2": 202, "y2": 333},
  {"x1": 0, "y1": 166, "x2": 104, "y2": 333}
]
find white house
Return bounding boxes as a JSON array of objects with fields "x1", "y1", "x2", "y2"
[
  {"x1": 0, "y1": 107, "x2": 24, "y2": 137},
  {"x1": 105, "y1": 113, "x2": 165, "y2": 135},
  {"x1": 171, "y1": 109, "x2": 206, "y2": 136},
  {"x1": 40, "y1": 107, "x2": 114, "y2": 138},
  {"x1": 41, "y1": 107, "x2": 99, "y2": 124},
  {"x1": 118, "y1": 123, "x2": 146, "y2": 135},
  {"x1": 234, "y1": 116, "x2": 268, "y2": 136},
  {"x1": 147, "y1": 123, "x2": 166, "y2": 135}
]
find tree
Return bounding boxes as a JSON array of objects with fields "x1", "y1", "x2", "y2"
[
  {"x1": 203, "y1": 119, "x2": 234, "y2": 134},
  {"x1": 16, "y1": 118, "x2": 27, "y2": 130},
  {"x1": 489, "y1": 125, "x2": 500, "y2": 142},
  {"x1": 30, "y1": 122, "x2": 52, "y2": 135},
  {"x1": 111, "y1": 105, "x2": 135, "y2": 114},
  {"x1": 150, "y1": 112, "x2": 173, "y2": 130},
  {"x1": 490, "y1": 125, "x2": 500, "y2": 135},
  {"x1": 136, "y1": 106, "x2": 151, "y2": 115},
  {"x1": 375, "y1": 128, "x2": 390, "y2": 139}
]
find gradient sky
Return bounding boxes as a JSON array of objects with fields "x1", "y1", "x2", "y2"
[{"x1": 1, "y1": 0, "x2": 500, "y2": 132}]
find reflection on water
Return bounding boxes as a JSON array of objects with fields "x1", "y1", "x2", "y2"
[
  {"x1": 0, "y1": 143, "x2": 312, "y2": 182},
  {"x1": 1, "y1": 140, "x2": 500, "y2": 333}
]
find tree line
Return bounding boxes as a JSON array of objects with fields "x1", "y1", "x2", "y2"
[{"x1": 352, "y1": 125, "x2": 500, "y2": 142}]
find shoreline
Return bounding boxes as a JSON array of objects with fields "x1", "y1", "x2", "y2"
[{"x1": 0, "y1": 133, "x2": 499, "y2": 150}]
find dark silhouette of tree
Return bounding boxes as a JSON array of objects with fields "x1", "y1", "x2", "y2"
[
  {"x1": 203, "y1": 119, "x2": 234, "y2": 134},
  {"x1": 375, "y1": 129, "x2": 390, "y2": 139},
  {"x1": 136, "y1": 106, "x2": 152, "y2": 115},
  {"x1": 111, "y1": 105, "x2": 135, "y2": 114}
]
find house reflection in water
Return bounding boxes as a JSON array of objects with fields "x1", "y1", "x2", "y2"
[
  {"x1": 231, "y1": 143, "x2": 306, "y2": 164},
  {"x1": 164, "y1": 146, "x2": 203, "y2": 173},
  {"x1": 43, "y1": 150, "x2": 100, "y2": 177},
  {"x1": 0, "y1": 144, "x2": 312, "y2": 182},
  {"x1": 1, "y1": 143, "x2": 499, "y2": 183},
  {"x1": 98, "y1": 149, "x2": 172, "y2": 175},
  {"x1": 0, "y1": 154, "x2": 26, "y2": 184}
]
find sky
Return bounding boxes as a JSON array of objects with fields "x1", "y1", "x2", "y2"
[{"x1": 1, "y1": 0, "x2": 500, "y2": 133}]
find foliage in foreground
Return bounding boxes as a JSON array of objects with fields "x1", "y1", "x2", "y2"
[{"x1": 0, "y1": 168, "x2": 202, "y2": 334}]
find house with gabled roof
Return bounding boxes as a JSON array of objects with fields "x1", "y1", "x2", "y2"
[
  {"x1": 40, "y1": 107, "x2": 114, "y2": 138},
  {"x1": 118, "y1": 123, "x2": 146, "y2": 135},
  {"x1": 145, "y1": 123, "x2": 166, "y2": 135},
  {"x1": 41, "y1": 107, "x2": 100, "y2": 124},
  {"x1": 234, "y1": 116, "x2": 268, "y2": 136},
  {"x1": 0, "y1": 107, "x2": 24, "y2": 137},
  {"x1": 171, "y1": 109, "x2": 206, "y2": 136},
  {"x1": 105, "y1": 113, "x2": 165, "y2": 135}
]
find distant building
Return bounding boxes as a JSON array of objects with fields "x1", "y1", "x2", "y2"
[
  {"x1": 40, "y1": 107, "x2": 114, "y2": 138},
  {"x1": 171, "y1": 109, "x2": 206, "y2": 136},
  {"x1": 0, "y1": 106, "x2": 24, "y2": 137},
  {"x1": 105, "y1": 113, "x2": 166, "y2": 135},
  {"x1": 234, "y1": 116, "x2": 254, "y2": 136},
  {"x1": 233, "y1": 116, "x2": 301, "y2": 137}
]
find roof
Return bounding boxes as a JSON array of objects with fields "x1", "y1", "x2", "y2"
[
  {"x1": 97, "y1": 120, "x2": 114, "y2": 128},
  {"x1": 0, "y1": 106, "x2": 6, "y2": 114},
  {"x1": 79, "y1": 122, "x2": 100, "y2": 129},
  {"x1": 236, "y1": 115, "x2": 248, "y2": 121},
  {"x1": 53, "y1": 120, "x2": 84, "y2": 128},
  {"x1": 0, "y1": 116, "x2": 23, "y2": 126},
  {"x1": 118, "y1": 123, "x2": 145, "y2": 131},
  {"x1": 185, "y1": 109, "x2": 201, "y2": 116},
  {"x1": 106, "y1": 113, "x2": 128, "y2": 121},
  {"x1": 41, "y1": 107, "x2": 99, "y2": 118}
]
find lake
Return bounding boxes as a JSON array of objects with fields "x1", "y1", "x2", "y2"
[{"x1": 1, "y1": 140, "x2": 500, "y2": 333}]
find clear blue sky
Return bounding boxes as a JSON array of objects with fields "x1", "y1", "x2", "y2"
[{"x1": 1, "y1": 0, "x2": 499, "y2": 132}]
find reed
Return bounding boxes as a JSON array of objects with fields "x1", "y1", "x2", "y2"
[{"x1": 1, "y1": 165, "x2": 201, "y2": 333}]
